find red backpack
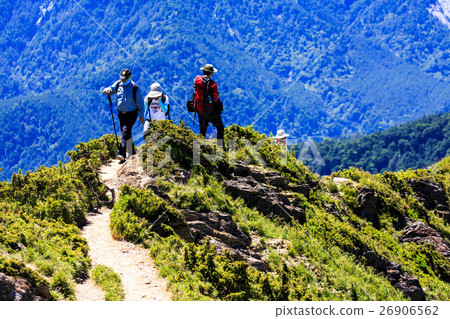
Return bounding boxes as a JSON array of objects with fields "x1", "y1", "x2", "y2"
[
  {"x1": 194, "y1": 75, "x2": 215, "y2": 114},
  {"x1": 186, "y1": 75, "x2": 223, "y2": 118}
]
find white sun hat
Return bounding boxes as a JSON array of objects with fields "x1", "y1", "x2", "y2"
[
  {"x1": 147, "y1": 82, "x2": 163, "y2": 98},
  {"x1": 274, "y1": 129, "x2": 290, "y2": 139}
]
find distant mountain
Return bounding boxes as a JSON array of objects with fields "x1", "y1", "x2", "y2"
[
  {"x1": 310, "y1": 112, "x2": 450, "y2": 175},
  {"x1": 0, "y1": 90, "x2": 112, "y2": 180},
  {"x1": 0, "y1": 0, "x2": 449, "y2": 179}
]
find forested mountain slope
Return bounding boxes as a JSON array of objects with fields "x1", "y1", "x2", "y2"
[
  {"x1": 0, "y1": 0, "x2": 449, "y2": 180},
  {"x1": 314, "y1": 112, "x2": 450, "y2": 175}
]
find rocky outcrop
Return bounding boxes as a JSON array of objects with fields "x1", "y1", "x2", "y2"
[
  {"x1": 0, "y1": 273, "x2": 51, "y2": 301},
  {"x1": 356, "y1": 187, "x2": 380, "y2": 225},
  {"x1": 225, "y1": 176, "x2": 305, "y2": 223},
  {"x1": 408, "y1": 179, "x2": 449, "y2": 211},
  {"x1": 323, "y1": 203, "x2": 344, "y2": 221},
  {"x1": 111, "y1": 157, "x2": 269, "y2": 271},
  {"x1": 172, "y1": 210, "x2": 267, "y2": 271},
  {"x1": 224, "y1": 164, "x2": 308, "y2": 224},
  {"x1": 402, "y1": 219, "x2": 450, "y2": 259},
  {"x1": 116, "y1": 155, "x2": 157, "y2": 190},
  {"x1": 362, "y1": 251, "x2": 425, "y2": 301}
]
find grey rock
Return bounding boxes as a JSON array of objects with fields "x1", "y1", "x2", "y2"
[
  {"x1": 402, "y1": 220, "x2": 450, "y2": 259},
  {"x1": 0, "y1": 272, "x2": 51, "y2": 301},
  {"x1": 224, "y1": 175, "x2": 305, "y2": 224},
  {"x1": 356, "y1": 187, "x2": 380, "y2": 225},
  {"x1": 408, "y1": 179, "x2": 449, "y2": 211},
  {"x1": 290, "y1": 184, "x2": 310, "y2": 197},
  {"x1": 362, "y1": 251, "x2": 425, "y2": 301},
  {"x1": 266, "y1": 175, "x2": 289, "y2": 190}
]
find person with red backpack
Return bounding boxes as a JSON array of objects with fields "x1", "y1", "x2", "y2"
[{"x1": 192, "y1": 64, "x2": 224, "y2": 141}]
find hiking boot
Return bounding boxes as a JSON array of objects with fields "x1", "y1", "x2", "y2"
[{"x1": 117, "y1": 155, "x2": 126, "y2": 164}]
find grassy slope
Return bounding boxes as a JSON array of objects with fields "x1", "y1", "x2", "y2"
[
  {"x1": 0, "y1": 134, "x2": 117, "y2": 300},
  {"x1": 2, "y1": 122, "x2": 450, "y2": 300},
  {"x1": 109, "y1": 121, "x2": 450, "y2": 300}
]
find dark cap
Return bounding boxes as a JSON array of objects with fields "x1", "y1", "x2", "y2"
[{"x1": 120, "y1": 68, "x2": 131, "y2": 80}]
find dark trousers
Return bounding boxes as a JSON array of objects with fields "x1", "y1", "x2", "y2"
[
  {"x1": 199, "y1": 113, "x2": 224, "y2": 140},
  {"x1": 118, "y1": 110, "x2": 138, "y2": 157}
]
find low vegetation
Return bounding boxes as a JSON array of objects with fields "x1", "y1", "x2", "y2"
[
  {"x1": 110, "y1": 121, "x2": 450, "y2": 300},
  {"x1": 0, "y1": 135, "x2": 116, "y2": 300},
  {"x1": 3, "y1": 121, "x2": 450, "y2": 301},
  {"x1": 92, "y1": 265, "x2": 125, "y2": 301}
]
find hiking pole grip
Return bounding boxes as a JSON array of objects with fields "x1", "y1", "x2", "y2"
[{"x1": 107, "y1": 94, "x2": 119, "y2": 149}]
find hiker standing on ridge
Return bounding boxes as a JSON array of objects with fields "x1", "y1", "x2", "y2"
[
  {"x1": 103, "y1": 68, "x2": 144, "y2": 163},
  {"x1": 143, "y1": 82, "x2": 170, "y2": 137},
  {"x1": 273, "y1": 129, "x2": 289, "y2": 146},
  {"x1": 193, "y1": 64, "x2": 224, "y2": 141}
]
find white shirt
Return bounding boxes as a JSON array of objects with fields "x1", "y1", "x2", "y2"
[{"x1": 145, "y1": 95, "x2": 169, "y2": 122}]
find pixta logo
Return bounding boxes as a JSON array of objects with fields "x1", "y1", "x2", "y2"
[{"x1": 127, "y1": 134, "x2": 324, "y2": 175}]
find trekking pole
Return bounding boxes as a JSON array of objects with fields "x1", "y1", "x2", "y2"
[{"x1": 107, "y1": 94, "x2": 119, "y2": 149}]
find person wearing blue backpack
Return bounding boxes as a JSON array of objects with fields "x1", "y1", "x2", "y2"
[{"x1": 103, "y1": 68, "x2": 144, "y2": 163}]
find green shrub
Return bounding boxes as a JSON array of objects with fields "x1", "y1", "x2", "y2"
[
  {"x1": 67, "y1": 134, "x2": 117, "y2": 169},
  {"x1": 112, "y1": 185, "x2": 184, "y2": 239},
  {"x1": 92, "y1": 265, "x2": 125, "y2": 301},
  {"x1": 51, "y1": 270, "x2": 75, "y2": 300},
  {"x1": 141, "y1": 120, "x2": 231, "y2": 177},
  {"x1": 0, "y1": 255, "x2": 49, "y2": 289}
]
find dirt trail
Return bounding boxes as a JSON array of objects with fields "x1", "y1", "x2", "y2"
[{"x1": 75, "y1": 158, "x2": 171, "y2": 301}]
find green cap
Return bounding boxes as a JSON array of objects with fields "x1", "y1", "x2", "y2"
[{"x1": 200, "y1": 64, "x2": 218, "y2": 73}]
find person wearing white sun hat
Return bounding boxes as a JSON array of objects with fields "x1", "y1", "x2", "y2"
[
  {"x1": 273, "y1": 129, "x2": 290, "y2": 146},
  {"x1": 143, "y1": 82, "x2": 170, "y2": 137}
]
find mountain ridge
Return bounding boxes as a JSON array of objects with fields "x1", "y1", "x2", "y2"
[
  {"x1": 1, "y1": 0, "x2": 449, "y2": 179},
  {"x1": 314, "y1": 112, "x2": 450, "y2": 175},
  {"x1": 3, "y1": 122, "x2": 450, "y2": 300}
]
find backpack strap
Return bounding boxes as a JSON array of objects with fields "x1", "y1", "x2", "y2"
[
  {"x1": 146, "y1": 98, "x2": 152, "y2": 122},
  {"x1": 161, "y1": 95, "x2": 170, "y2": 120},
  {"x1": 132, "y1": 82, "x2": 138, "y2": 105},
  {"x1": 192, "y1": 84, "x2": 197, "y2": 107},
  {"x1": 202, "y1": 76, "x2": 211, "y2": 104},
  {"x1": 167, "y1": 105, "x2": 171, "y2": 120}
]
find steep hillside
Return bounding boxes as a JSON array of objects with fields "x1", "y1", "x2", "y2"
[
  {"x1": 0, "y1": 0, "x2": 449, "y2": 180},
  {"x1": 3, "y1": 122, "x2": 450, "y2": 300},
  {"x1": 0, "y1": 134, "x2": 117, "y2": 300},
  {"x1": 105, "y1": 121, "x2": 450, "y2": 300},
  {"x1": 314, "y1": 112, "x2": 450, "y2": 175}
]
